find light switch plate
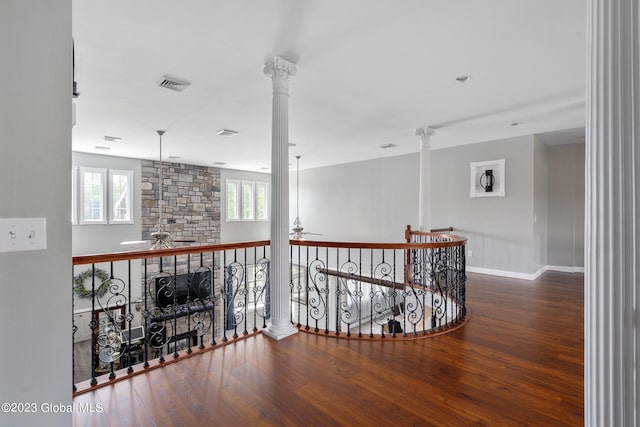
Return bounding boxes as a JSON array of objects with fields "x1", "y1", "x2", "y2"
[{"x1": 0, "y1": 218, "x2": 47, "y2": 253}]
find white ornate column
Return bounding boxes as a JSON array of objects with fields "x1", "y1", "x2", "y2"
[
  {"x1": 262, "y1": 56, "x2": 298, "y2": 340},
  {"x1": 415, "y1": 127, "x2": 435, "y2": 232},
  {"x1": 585, "y1": 0, "x2": 639, "y2": 424}
]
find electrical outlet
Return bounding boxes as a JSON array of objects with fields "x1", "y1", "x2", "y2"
[
  {"x1": 467, "y1": 250, "x2": 473, "y2": 258},
  {"x1": 0, "y1": 218, "x2": 47, "y2": 253}
]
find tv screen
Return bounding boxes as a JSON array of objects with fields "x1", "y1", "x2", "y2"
[{"x1": 155, "y1": 270, "x2": 211, "y2": 308}]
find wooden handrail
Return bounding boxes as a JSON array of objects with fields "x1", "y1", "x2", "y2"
[
  {"x1": 317, "y1": 268, "x2": 406, "y2": 290},
  {"x1": 430, "y1": 226, "x2": 454, "y2": 233},
  {"x1": 73, "y1": 235, "x2": 466, "y2": 266},
  {"x1": 405, "y1": 224, "x2": 455, "y2": 241},
  {"x1": 72, "y1": 240, "x2": 271, "y2": 266},
  {"x1": 291, "y1": 235, "x2": 465, "y2": 250}
]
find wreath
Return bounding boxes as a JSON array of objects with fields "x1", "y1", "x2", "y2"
[{"x1": 73, "y1": 268, "x2": 112, "y2": 299}]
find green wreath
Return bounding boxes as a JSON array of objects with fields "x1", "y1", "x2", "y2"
[{"x1": 73, "y1": 268, "x2": 112, "y2": 299}]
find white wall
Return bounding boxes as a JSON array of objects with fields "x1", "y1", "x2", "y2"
[
  {"x1": 294, "y1": 135, "x2": 563, "y2": 277},
  {"x1": 220, "y1": 169, "x2": 270, "y2": 243},
  {"x1": 292, "y1": 154, "x2": 419, "y2": 243},
  {"x1": 431, "y1": 135, "x2": 538, "y2": 275},
  {"x1": 533, "y1": 137, "x2": 549, "y2": 272},
  {"x1": 0, "y1": 2, "x2": 72, "y2": 426},
  {"x1": 547, "y1": 143, "x2": 585, "y2": 270}
]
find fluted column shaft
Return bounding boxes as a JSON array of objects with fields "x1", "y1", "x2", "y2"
[
  {"x1": 262, "y1": 56, "x2": 298, "y2": 340},
  {"x1": 585, "y1": 0, "x2": 639, "y2": 424},
  {"x1": 416, "y1": 127, "x2": 435, "y2": 232}
]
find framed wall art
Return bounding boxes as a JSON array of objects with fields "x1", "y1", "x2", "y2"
[{"x1": 470, "y1": 159, "x2": 505, "y2": 198}]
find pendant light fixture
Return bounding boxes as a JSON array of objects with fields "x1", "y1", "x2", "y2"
[
  {"x1": 120, "y1": 130, "x2": 195, "y2": 250},
  {"x1": 291, "y1": 155, "x2": 304, "y2": 239},
  {"x1": 150, "y1": 130, "x2": 172, "y2": 250}
]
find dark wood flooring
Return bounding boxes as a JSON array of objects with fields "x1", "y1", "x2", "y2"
[{"x1": 73, "y1": 271, "x2": 584, "y2": 426}]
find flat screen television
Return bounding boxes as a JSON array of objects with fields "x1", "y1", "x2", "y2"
[{"x1": 154, "y1": 270, "x2": 211, "y2": 308}]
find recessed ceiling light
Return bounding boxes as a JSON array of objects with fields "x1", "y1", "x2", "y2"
[
  {"x1": 216, "y1": 129, "x2": 239, "y2": 137},
  {"x1": 94, "y1": 145, "x2": 111, "y2": 151},
  {"x1": 456, "y1": 75, "x2": 472, "y2": 83},
  {"x1": 103, "y1": 135, "x2": 122, "y2": 142},
  {"x1": 213, "y1": 161, "x2": 226, "y2": 166},
  {"x1": 511, "y1": 122, "x2": 523, "y2": 127},
  {"x1": 379, "y1": 143, "x2": 397, "y2": 149}
]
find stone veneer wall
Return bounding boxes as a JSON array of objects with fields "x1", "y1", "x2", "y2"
[
  {"x1": 141, "y1": 160, "x2": 223, "y2": 343},
  {"x1": 141, "y1": 160, "x2": 221, "y2": 244}
]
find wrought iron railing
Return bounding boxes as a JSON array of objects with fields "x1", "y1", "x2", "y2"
[
  {"x1": 290, "y1": 230, "x2": 466, "y2": 339},
  {"x1": 72, "y1": 228, "x2": 466, "y2": 394},
  {"x1": 72, "y1": 241, "x2": 270, "y2": 394}
]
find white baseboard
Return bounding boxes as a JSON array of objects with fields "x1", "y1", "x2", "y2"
[
  {"x1": 546, "y1": 265, "x2": 585, "y2": 273},
  {"x1": 466, "y1": 266, "x2": 540, "y2": 280},
  {"x1": 466, "y1": 265, "x2": 583, "y2": 281}
]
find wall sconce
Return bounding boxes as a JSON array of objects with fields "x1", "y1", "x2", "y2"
[
  {"x1": 480, "y1": 169, "x2": 495, "y2": 192},
  {"x1": 470, "y1": 159, "x2": 505, "y2": 198}
]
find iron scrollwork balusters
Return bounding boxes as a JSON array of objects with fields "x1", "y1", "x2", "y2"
[
  {"x1": 189, "y1": 266, "x2": 214, "y2": 350},
  {"x1": 306, "y1": 258, "x2": 328, "y2": 332},
  {"x1": 253, "y1": 258, "x2": 270, "y2": 331},
  {"x1": 224, "y1": 261, "x2": 245, "y2": 339}
]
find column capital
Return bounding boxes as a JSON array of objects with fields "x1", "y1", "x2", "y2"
[
  {"x1": 263, "y1": 56, "x2": 297, "y2": 80},
  {"x1": 415, "y1": 127, "x2": 435, "y2": 138}
]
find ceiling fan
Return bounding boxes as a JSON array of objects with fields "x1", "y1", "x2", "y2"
[
  {"x1": 121, "y1": 130, "x2": 194, "y2": 250},
  {"x1": 290, "y1": 155, "x2": 322, "y2": 240}
]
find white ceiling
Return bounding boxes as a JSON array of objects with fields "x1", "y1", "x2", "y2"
[{"x1": 72, "y1": 0, "x2": 586, "y2": 172}]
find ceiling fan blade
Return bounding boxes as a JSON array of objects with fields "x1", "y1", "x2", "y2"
[{"x1": 120, "y1": 240, "x2": 152, "y2": 250}]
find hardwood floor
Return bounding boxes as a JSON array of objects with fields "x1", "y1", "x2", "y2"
[{"x1": 73, "y1": 271, "x2": 584, "y2": 426}]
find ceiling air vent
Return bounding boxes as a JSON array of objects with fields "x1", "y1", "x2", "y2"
[
  {"x1": 157, "y1": 75, "x2": 191, "y2": 92},
  {"x1": 216, "y1": 129, "x2": 239, "y2": 137},
  {"x1": 379, "y1": 143, "x2": 397, "y2": 149}
]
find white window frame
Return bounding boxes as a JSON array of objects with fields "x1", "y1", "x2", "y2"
[
  {"x1": 242, "y1": 181, "x2": 255, "y2": 221},
  {"x1": 79, "y1": 166, "x2": 107, "y2": 224},
  {"x1": 226, "y1": 179, "x2": 241, "y2": 221},
  {"x1": 255, "y1": 182, "x2": 269, "y2": 221},
  {"x1": 109, "y1": 169, "x2": 134, "y2": 224},
  {"x1": 71, "y1": 166, "x2": 78, "y2": 224}
]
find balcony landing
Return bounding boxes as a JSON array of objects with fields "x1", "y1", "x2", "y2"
[{"x1": 73, "y1": 271, "x2": 584, "y2": 426}]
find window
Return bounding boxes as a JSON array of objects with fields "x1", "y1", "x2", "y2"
[
  {"x1": 226, "y1": 179, "x2": 269, "y2": 222},
  {"x1": 242, "y1": 182, "x2": 255, "y2": 221},
  {"x1": 256, "y1": 182, "x2": 269, "y2": 221},
  {"x1": 109, "y1": 169, "x2": 133, "y2": 223},
  {"x1": 74, "y1": 166, "x2": 134, "y2": 225},
  {"x1": 79, "y1": 167, "x2": 107, "y2": 224},
  {"x1": 226, "y1": 180, "x2": 240, "y2": 221}
]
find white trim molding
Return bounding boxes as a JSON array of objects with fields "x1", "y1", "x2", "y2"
[
  {"x1": 546, "y1": 265, "x2": 585, "y2": 274},
  {"x1": 466, "y1": 265, "x2": 584, "y2": 281}
]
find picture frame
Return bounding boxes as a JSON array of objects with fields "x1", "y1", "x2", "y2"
[{"x1": 470, "y1": 159, "x2": 506, "y2": 198}]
